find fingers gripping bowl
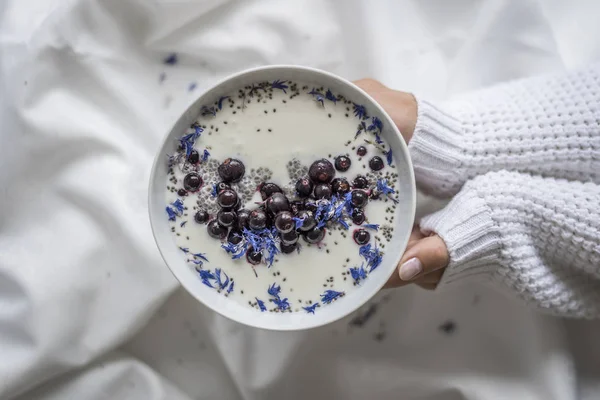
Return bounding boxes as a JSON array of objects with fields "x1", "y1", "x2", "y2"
[{"x1": 149, "y1": 66, "x2": 416, "y2": 330}]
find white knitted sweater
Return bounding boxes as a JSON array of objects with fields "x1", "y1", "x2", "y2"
[{"x1": 409, "y1": 64, "x2": 600, "y2": 318}]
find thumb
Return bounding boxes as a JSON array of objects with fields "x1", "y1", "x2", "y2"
[{"x1": 398, "y1": 234, "x2": 449, "y2": 281}]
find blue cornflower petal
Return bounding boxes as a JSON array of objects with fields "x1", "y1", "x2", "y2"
[
  {"x1": 303, "y1": 303, "x2": 320, "y2": 314},
  {"x1": 271, "y1": 80, "x2": 289, "y2": 93},
  {"x1": 163, "y1": 53, "x2": 178, "y2": 65},
  {"x1": 217, "y1": 96, "x2": 230, "y2": 110},
  {"x1": 364, "y1": 224, "x2": 379, "y2": 231},
  {"x1": 321, "y1": 290, "x2": 345, "y2": 304},
  {"x1": 325, "y1": 89, "x2": 337, "y2": 104},
  {"x1": 256, "y1": 298, "x2": 267, "y2": 312}
]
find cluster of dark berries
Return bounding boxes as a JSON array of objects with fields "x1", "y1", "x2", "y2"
[{"x1": 193, "y1": 152, "x2": 381, "y2": 266}]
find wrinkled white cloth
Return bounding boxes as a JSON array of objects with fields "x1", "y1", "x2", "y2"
[{"x1": 1, "y1": 0, "x2": 600, "y2": 399}]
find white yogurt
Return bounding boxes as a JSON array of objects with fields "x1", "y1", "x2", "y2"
[{"x1": 165, "y1": 81, "x2": 399, "y2": 313}]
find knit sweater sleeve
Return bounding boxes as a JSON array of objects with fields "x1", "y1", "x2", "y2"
[
  {"x1": 408, "y1": 64, "x2": 600, "y2": 198},
  {"x1": 419, "y1": 170, "x2": 600, "y2": 318}
]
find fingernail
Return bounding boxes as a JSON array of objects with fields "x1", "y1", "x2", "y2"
[{"x1": 399, "y1": 257, "x2": 422, "y2": 281}]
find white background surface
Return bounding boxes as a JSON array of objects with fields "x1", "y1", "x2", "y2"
[{"x1": 1, "y1": 0, "x2": 600, "y2": 399}]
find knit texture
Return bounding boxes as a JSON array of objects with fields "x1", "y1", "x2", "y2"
[
  {"x1": 410, "y1": 65, "x2": 600, "y2": 198},
  {"x1": 410, "y1": 65, "x2": 600, "y2": 318}
]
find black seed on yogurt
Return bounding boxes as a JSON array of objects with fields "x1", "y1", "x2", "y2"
[
  {"x1": 183, "y1": 173, "x2": 203, "y2": 192},
  {"x1": 218, "y1": 158, "x2": 245, "y2": 183},
  {"x1": 334, "y1": 155, "x2": 351, "y2": 172},
  {"x1": 207, "y1": 220, "x2": 227, "y2": 240}
]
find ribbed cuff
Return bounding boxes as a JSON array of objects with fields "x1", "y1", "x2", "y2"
[
  {"x1": 419, "y1": 186, "x2": 502, "y2": 288},
  {"x1": 408, "y1": 99, "x2": 467, "y2": 198}
]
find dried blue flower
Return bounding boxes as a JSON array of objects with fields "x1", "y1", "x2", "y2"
[
  {"x1": 179, "y1": 247, "x2": 189, "y2": 253},
  {"x1": 353, "y1": 103, "x2": 367, "y2": 119},
  {"x1": 217, "y1": 96, "x2": 230, "y2": 110},
  {"x1": 268, "y1": 283, "x2": 282, "y2": 297},
  {"x1": 200, "y1": 105, "x2": 216, "y2": 117},
  {"x1": 368, "y1": 116, "x2": 383, "y2": 132},
  {"x1": 364, "y1": 223, "x2": 379, "y2": 231},
  {"x1": 321, "y1": 290, "x2": 345, "y2": 304},
  {"x1": 338, "y1": 218, "x2": 349, "y2": 230},
  {"x1": 188, "y1": 82, "x2": 197, "y2": 92},
  {"x1": 192, "y1": 252, "x2": 209, "y2": 262},
  {"x1": 180, "y1": 221, "x2": 187, "y2": 228},
  {"x1": 315, "y1": 94, "x2": 324, "y2": 107},
  {"x1": 271, "y1": 296, "x2": 290, "y2": 311},
  {"x1": 355, "y1": 121, "x2": 367, "y2": 138},
  {"x1": 271, "y1": 80, "x2": 289, "y2": 93},
  {"x1": 386, "y1": 149, "x2": 393, "y2": 166},
  {"x1": 292, "y1": 216, "x2": 305, "y2": 230},
  {"x1": 374, "y1": 133, "x2": 383, "y2": 144},
  {"x1": 308, "y1": 88, "x2": 325, "y2": 107},
  {"x1": 198, "y1": 269, "x2": 216, "y2": 288},
  {"x1": 179, "y1": 129, "x2": 202, "y2": 157},
  {"x1": 202, "y1": 149, "x2": 210, "y2": 162},
  {"x1": 172, "y1": 199, "x2": 185, "y2": 214},
  {"x1": 211, "y1": 184, "x2": 218, "y2": 198},
  {"x1": 376, "y1": 178, "x2": 398, "y2": 203},
  {"x1": 359, "y1": 243, "x2": 383, "y2": 272},
  {"x1": 256, "y1": 298, "x2": 267, "y2": 312},
  {"x1": 215, "y1": 268, "x2": 230, "y2": 290},
  {"x1": 349, "y1": 264, "x2": 368, "y2": 282},
  {"x1": 303, "y1": 303, "x2": 320, "y2": 314},
  {"x1": 227, "y1": 280, "x2": 235, "y2": 294},
  {"x1": 163, "y1": 53, "x2": 178, "y2": 65},
  {"x1": 166, "y1": 206, "x2": 178, "y2": 221},
  {"x1": 325, "y1": 89, "x2": 337, "y2": 104}
]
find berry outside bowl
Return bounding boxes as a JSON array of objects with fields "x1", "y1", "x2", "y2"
[{"x1": 148, "y1": 65, "x2": 416, "y2": 331}]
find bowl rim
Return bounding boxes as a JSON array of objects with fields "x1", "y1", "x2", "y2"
[{"x1": 148, "y1": 64, "x2": 416, "y2": 330}]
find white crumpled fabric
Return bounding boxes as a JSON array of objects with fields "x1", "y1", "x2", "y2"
[{"x1": 1, "y1": 0, "x2": 600, "y2": 399}]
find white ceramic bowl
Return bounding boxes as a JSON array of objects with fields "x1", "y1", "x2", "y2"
[{"x1": 149, "y1": 65, "x2": 416, "y2": 330}]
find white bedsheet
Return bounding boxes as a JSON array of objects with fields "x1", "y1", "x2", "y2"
[{"x1": 1, "y1": 0, "x2": 600, "y2": 399}]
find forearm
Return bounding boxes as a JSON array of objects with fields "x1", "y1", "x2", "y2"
[
  {"x1": 420, "y1": 171, "x2": 600, "y2": 318},
  {"x1": 410, "y1": 64, "x2": 600, "y2": 198}
]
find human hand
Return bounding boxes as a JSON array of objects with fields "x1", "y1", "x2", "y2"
[
  {"x1": 353, "y1": 79, "x2": 418, "y2": 143},
  {"x1": 354, "y1": 79, "x2": 449, "y2": 290},
  {"x1": 384, "y1": 226, "x2": 449, "y2": 290}
]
